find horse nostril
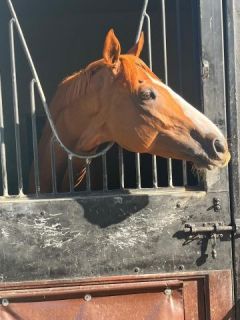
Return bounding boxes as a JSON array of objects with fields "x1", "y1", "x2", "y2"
[{"x1": 213, "y1": 139, "x2": 226, "y2": 154}]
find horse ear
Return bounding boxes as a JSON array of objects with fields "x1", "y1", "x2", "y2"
[
  {"x1": 103, "y1": 29, "x2": 121, "y2": 65},
  {"x1": 127, "y1": 32, "x2": 144, "y2": 57}
]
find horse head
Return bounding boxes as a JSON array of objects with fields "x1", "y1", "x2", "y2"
[
  {"x1": 32, "y1": 29, "x2": 230, "y2": 193},
  {"x1": 80, "y1": 29, "x2": 230, "y2": 170}
]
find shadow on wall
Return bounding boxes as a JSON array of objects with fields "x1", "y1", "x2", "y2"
[{"x1": 82, "y1": 192, "x2": 149, "y2": 228}]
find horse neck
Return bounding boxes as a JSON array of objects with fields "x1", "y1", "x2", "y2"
[{"x1": 59, "y1": 90, "x2": 109, "y2": 154}]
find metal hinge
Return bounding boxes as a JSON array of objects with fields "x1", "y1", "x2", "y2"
[
  {"x1": 201, "y1": 59, "x2": 210, "y2": 79},
  {"x1": 184, "y1": 221, "x2": 237, "y2": 259}
]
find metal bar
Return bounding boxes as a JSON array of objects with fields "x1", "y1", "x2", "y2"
[
  {"x1": 134, "y1": 1, "x2": 149, "y2": 190},
  {"x1": 176, "y1": 0, "x2": 183, "y2": 93},
  {"x1": 135, "y1": 0, "x2": 149, "y2": 43},
  {"x1": 9, "y1": 18, "x2": 23, "y2": 195},
  {"x1": 135, "y1": 153, "x2": 141, "y2": 189},
  {"x1": 0, "y1": 75, "x2": 8, "y2": 196},
  {"x1": 6, "y1": 0, "x2": 113, "y2": 160},
  {"x1": 182, "y1": 161, "x2": 188, "y2": 186},
  {"x1": 102, "y1": 153, "x2": 108, "y2": 191},
  {"x1": 86, "y1": 159, "x2": 91, "y2": 192},
  {"x1": 30, "y1": 79, "x2": 40, "y2": 195},
  {"x1": 118, "y1": 146, "x2": 124, "y2": 189},
  {"x1": 144, "y1": 12, "x2": 158, "y2": 188},
  {"x1": 161, "y1": 0, "x2": 173, "y2": 187},
  {"x1": 50, "y1": 137, "x2": 57, "y2": 194},
  {"x1": 68, "y1": 154, "x2": 74, "y2": 193},
  {"x1": 144, "y1": 13, "x2": 152, "y2": 69}
]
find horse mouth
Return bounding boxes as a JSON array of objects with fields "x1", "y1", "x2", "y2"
[{"x1": 193, "y1": 151, "x2": 231, "y2": 170}]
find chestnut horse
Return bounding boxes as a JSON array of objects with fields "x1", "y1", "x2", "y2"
[{"x1": 29, "y1": 29, "x2": 230, "y2": 193}]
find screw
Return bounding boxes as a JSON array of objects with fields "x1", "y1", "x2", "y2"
[
  {"x1": 134, "y1": 267, "x2": 140, "y2": 273},
  {"x1": 176, "y1": 202, "x2": 181, "y2": 208},
  {"x1": 164, "y1": 288, "x2": 172, "y2": 296},
  {"x1": 178, "y1": 264, "x2": 185, "y2": 271},
  {"x1": 84, "y1": 294, "x2": 92, "y2": 302},
  {"x1": 2, "y1": 298, "x2": 9, "y2": 307}
]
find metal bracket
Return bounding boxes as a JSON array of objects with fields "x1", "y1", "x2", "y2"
[{"x1": 201, "y1": 59, "x2": 210, "y2": 79}]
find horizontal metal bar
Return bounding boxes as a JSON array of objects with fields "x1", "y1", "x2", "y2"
[
  {"x1": 9, "y1": 18, "x2": 23, "y2": 196},
  {"x1": 184, "y1": 223, "x2": 234, "y2": 234},
  {"x1": 30, "y1": 79, "x2": 40, "y2": 195},
  {"x1": 6, "y1": 0, "x2": 113, "y2": 160},
  {"x1": 0, "y1": 75, "x2": 8, "y2": 196}
]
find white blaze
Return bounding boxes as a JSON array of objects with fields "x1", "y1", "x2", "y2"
[{"x1": 145, "y1": 73, "x2": 224, "y2": 138}]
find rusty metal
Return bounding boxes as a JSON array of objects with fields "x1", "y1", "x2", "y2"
[
  {"x1": 0, "y1": 271, "x2": 234, "y2": 320},
  {"x1": 0, "y1": 280, "x2": 184, "y2": 320},
  {"x1": 184, "y1": 221, "x2": 234, "y2": 234}
]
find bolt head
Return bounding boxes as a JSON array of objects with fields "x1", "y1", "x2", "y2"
[
  {"x1": 164, "y1": 288, "x2": 172, "y2": 296},
  {"x1": 84, "y1": 294, "x2": 92, "y2": 302},
  {"x1": 178, "y1": 264, "x2": 185, "y2": 271},
  {"x1": 2, "y1": 299, "x2": 9, "y2": 307}
]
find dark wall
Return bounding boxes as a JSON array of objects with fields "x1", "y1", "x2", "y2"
[{"x1": 0, "y1": 0, "x2": 201, "y2": 194}]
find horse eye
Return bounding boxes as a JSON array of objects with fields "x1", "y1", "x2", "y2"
[{"x1": 139, "y1": 89, "x2": 156, "y2": 100}]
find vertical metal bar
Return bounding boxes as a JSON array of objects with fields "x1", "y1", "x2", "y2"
[
  {"x1": 30, "y1": 79, "x2": 40, "y2": 195},
  {"x1": 102, "y1": 153, "x2": 108, "y2": 191},
  {"x1": 144, "y1": 13, "x2": 152, "y2": 69},
  {"x1": 50, "y1": 137, "x2": 57, "y2": 194},
  {"x1": 135, "y1": 0, "x2": 149, "y2": 43},
  {"x1": 176, "y1": 1, "x2": 188, "y2": 187},
  {"x1": 86, "y1": 159, "x2": 91, "y2": 192},
  {"x1": 68, "y1": 154, "x2": 74, "y2": 193},
  {"x1": 145, "y1": 12, "x2": 158, "y2": 188},
  {"x1": 182, "y1": 161, "x2": 188, "y2": 186},
  {"x1": 118, "y1": 146, "x2": 124, "y2": 189},
  {"x1": 9, "y1": 18, "x2": 24, "y2": 195},
  {"x1": 135, "y1": 1, "x2": 149, "y2": 190},
  {"x1": 0, "y1": 75, "x2": 8, "y2": 196},
  {"x1": 135, "y1": 153, "x2": 141, "y2": 189},
  {"x1": 176, "y1": 0, "x2": 183, "y2": 93},
  {"x1": 161, "y1": 0, "x2": 173, "y2": 187}
]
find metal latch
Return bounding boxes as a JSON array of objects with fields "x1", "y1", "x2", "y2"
[
  {"x1": 184, "y1": 221, "x2": 235, "y2": 259},
  {"x1": 184, "y1": 221, "x2": 233, "y2": 234}
]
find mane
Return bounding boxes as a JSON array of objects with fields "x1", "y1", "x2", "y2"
[{"x1": 57, "y1": 59, "x2": 104, "y2": 106}]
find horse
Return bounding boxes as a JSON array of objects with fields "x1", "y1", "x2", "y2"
[{"x1": 29, "y1": 29, "x2": 230, "y2": 193}]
